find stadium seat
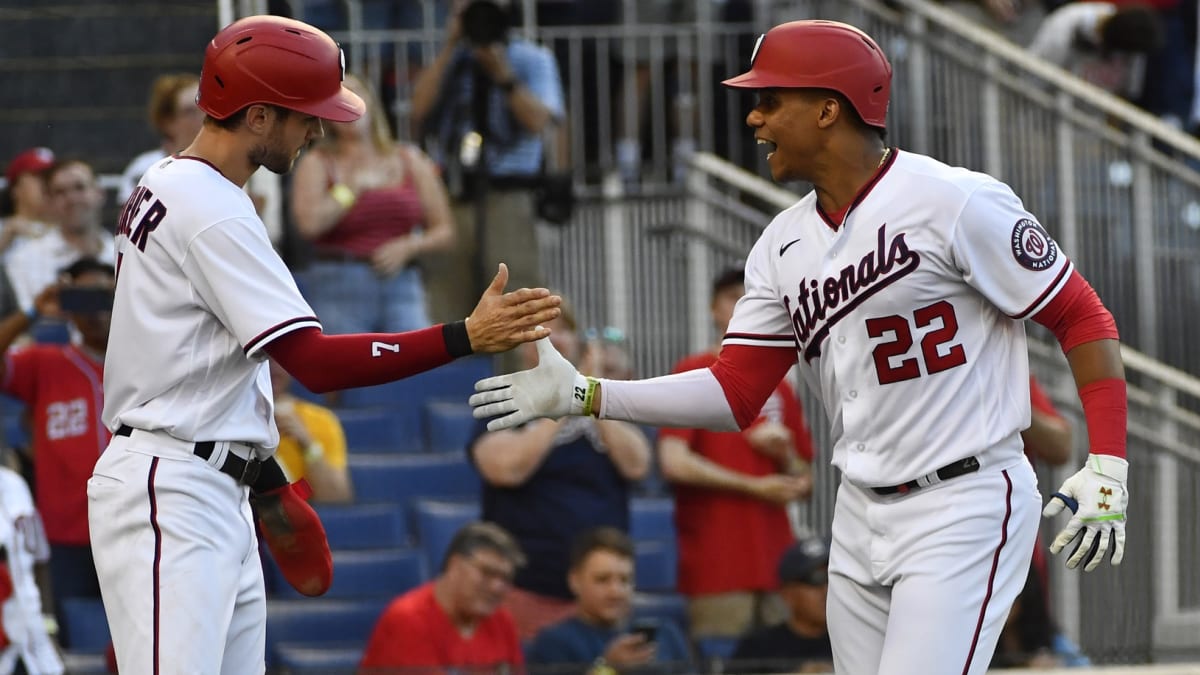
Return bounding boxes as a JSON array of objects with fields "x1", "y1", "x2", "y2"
[
  {"x1": 266, "y1": 598, "x2": 387, "y2": 656},
  {"x1": 314, "y1": 503, "x2": 409, "y2": 549},
  {"x1": 3, "y1": 414, "x2": 27, "y2": 451},
  {"x1": 338, "y1": 356, "x2": 493, "y2": 409},
  {"x1": 424, "y1": 400, "x2": 479, "y2": 453},
  {"x1": 634, "y1": 539, "x2": 677, "y2": 592},
  {"x1": 631, "y1": 592, "x2": 688, "y2": 634},
  {"x1": 412, "y1": 499, "x2": 481, "y2": 571},
  {"x1": 630, "y1": 497, "x2": 675, "y2": 541},
  {"x1": 348, "y1": 452, "x2": 481, "y2": 504},
  {"x1": 267, "y1": 548, "x2": 427, "y2": 600},
  {"x1": 275, "y1": 644, "x2": 363, "y2": 673},
  {"x1": 61, "y1": 597, "x2": 111, "y2": 652},
  {"x1": 336, "y1": 407, "x2": 423, "y2": 453},
  {"x1": 696, "y1": 636, "x2": 739, "y2": 660}
]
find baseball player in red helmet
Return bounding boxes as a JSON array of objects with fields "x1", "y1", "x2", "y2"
[
  {"x1": 89, "y1": 15, "x2": 560, "y2": 673},
  {"x1": 471, "y1": 20, "x2": 1128, "y2": 675}
]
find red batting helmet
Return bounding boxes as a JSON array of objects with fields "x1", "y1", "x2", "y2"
[
  {"x1": 722, "y1": 20, "x2": 892, "y2": 128},
  {"x1": 197, "y1": 15, "x2": 364, "y2": 122}
]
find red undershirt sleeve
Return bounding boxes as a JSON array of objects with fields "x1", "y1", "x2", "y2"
[
  {"x1": 709, "y1": 344, "x2": 800, "y2": 429},
  {"x1": 1031, "y1": 270, "x2": 1126, "y2": 459},
  {"x1": 263, "y1": 322, "x2": 473, "y2": 393}
]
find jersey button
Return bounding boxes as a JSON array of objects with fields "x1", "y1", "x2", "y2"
[
  {"x1": 837, "y1": 336, "x2": 846, "y2": 344},
  {"x1": 856, "y1": 443, "x2": 866, "y2": 451},
  {"x1": 849, "y1": 390, "x2": 858, "y2": 399}
]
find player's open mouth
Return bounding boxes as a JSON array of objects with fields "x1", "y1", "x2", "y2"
[{"x1": 757, "y1": 137, "x2": 777, "y2": 159}]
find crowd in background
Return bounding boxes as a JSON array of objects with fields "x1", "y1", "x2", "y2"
[{"x1": 0, "y1": 0, "x2": 1180, "y2": 671}]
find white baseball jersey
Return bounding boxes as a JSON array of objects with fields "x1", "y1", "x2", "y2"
[
  {"x1": 725, "y1": 150, "x2": 1071, "y2": 486},
  {"x1": 0, "y1": 468, "x2": 63, "y2": 675},
  {"x1": 103, "y1": 156, "x2": 320, "y2": 451}
]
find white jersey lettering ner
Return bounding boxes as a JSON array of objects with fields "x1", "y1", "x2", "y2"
[
  {"x1": 103, "y1": 156, "x2": 320, "y2": 452},
  {"x1": 725, "y1": 150, "x2": 1071, "y2": 486}
]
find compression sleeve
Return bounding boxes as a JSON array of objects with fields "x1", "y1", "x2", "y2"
[
  {"x1": 264, "y1": 323, "x2": 473, "y2": 393},
  {"x1": 599, "y1": 344, "x2": 796, "y2": 430},
  {"x1": 1031, "y1": 270, "x2": 1118, "y2": 352}
]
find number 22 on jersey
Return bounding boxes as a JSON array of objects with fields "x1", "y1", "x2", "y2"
[{"x1": 866, "y1": 300, "x2": 967, "y2": 385}]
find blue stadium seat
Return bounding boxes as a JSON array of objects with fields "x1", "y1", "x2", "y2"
[
  {"x1": 630, "y1": 498, "x2": 675, "y2": 541},
  {"x1": 338, "y1": 356, "x2": 493, "y2": 409},
  {"x1": 4, "y1": 414, "x2": 27, "y2": 451},
  {"x1": 424, "y1": 400, "x2": 478, "y2": 453},
  {"x1": 634, "y1": 539, "x2": 677, "y2": 592},
  {"x1": 696, "y1": 636, "x2": 739, "y2": 660},
  {"x1": 336, "y1": 407, "x2": 424, "y2": 453},
  {"x1": 631, "y1": 592, "x2": 688, "y2": 634},
  {"x1": 275, "y1": 644, "x2": 363, "y2": 673},
  {"x1": 266, "y1": 598, "x2": 387, "y2": 656},
  {"x1": 315, "y1": 503, "x2": 409, "y2": 549},
  {"x1": 268, "y1": 548, "x2": 427, "y2": 600},
  {"x1": 412, "y1": 499, "x2": 480, "y2": 571},
  {"x1": 348, "y1": 453, "x2": 481, "y2": 504},
  {"x1": 61, "y1": 597, "x2": 110, "y2": 652}
]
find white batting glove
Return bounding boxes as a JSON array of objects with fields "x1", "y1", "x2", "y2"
[
  {"x1": 1042, "y1": 453, "x2": 1128, "y2": 572},
  {"x1": 470, "y1": 338, "x2": 597, "y2": 431}
]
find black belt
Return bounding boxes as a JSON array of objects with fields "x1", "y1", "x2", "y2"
[
  {"x1": 871, "y1": 456, "x2": 981, "y2": 495},
  {"x1": 115, "y1": 425, "x2": 262, "y2": 486}
]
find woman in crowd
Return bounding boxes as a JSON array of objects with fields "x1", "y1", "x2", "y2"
[{"x1": 291, "y1": 73, "x2": 455, "y2": 335}]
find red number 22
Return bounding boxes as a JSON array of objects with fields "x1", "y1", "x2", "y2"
[{"x1": 865, "y1": 301, "x2": 967, "y2": 385}]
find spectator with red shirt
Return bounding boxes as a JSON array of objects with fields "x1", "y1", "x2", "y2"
[
  {"x1": 359, "y1": 521, "x2": 525, "y2": 672},
  {"x1": 657, "y1": 267, "x2": 816, "y2": 640},
  {"x1": 0, "y1": 258, "x2": 113, "y2": 648}
]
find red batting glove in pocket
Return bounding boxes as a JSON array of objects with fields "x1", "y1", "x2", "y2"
[{"x1": 254, "y1": 480, "x2": 333, "y2": 596}]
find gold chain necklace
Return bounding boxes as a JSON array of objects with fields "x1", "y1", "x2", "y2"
[{"x1": 877, "y1": 147, "x2": 891, "y2": 169}]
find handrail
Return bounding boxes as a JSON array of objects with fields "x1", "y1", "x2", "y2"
[{"x1": 890, "y1": 0, "x2": 1200, "y2": 162}]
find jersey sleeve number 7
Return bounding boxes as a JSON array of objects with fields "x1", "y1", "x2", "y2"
[{"x1": 866, "y1": 300, "x2": 967, "y2": 385}]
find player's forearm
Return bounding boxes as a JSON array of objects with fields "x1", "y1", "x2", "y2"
[
  {"x1": 264, "y1": 324, "x2": 472, "y2": 393},
  {"x1": 593, "y1": 369, "x2": 739, "y2": 430}
]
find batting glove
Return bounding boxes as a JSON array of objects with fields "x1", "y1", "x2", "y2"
[
  {"x1": 1042, "y1": 453, "x2": 1128, "y2": 572},
  {"x1": 253, "y1": 478, "x2": 333, "y2": 596},
  {"x1": 470, "y1": 337, "x2": 596, "y2": 431}
]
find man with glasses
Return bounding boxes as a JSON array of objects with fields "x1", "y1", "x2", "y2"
[{"x1": 359, "y1": 521, "x2": 526, "y2": 670}]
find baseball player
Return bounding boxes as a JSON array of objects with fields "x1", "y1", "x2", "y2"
[
  {"x1": 0, "y1": 465, "x2": 63, "y2": 674},
  {"x1": 471, "y1": 20, "x2": 1128, "y2": 675},
  {"x1": 89, "y1": 15, "x2": 560, "y2": 674}
]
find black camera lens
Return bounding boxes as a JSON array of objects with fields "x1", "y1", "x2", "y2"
[{"x1": 461, "y1": 0, "x2": 508, "y2": 46}]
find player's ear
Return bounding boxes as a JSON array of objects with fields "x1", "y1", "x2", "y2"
[
  {"x1": 243, "y1": 104, "x2": 274, "y2": 135},
  {"x1": 816, "y1": 96, "x2": 841, "y2": 130}
]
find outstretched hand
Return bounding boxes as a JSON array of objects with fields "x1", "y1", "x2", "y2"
[
  {"x1": 470, "y1": 337, "x2": 593, "y2": 430},
  {"x1": 465, "y1": 263, "x2": 562, "y2": 353}
]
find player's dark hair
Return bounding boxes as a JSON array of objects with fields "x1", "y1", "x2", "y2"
[
  {"x1": 206, "y1": 104, "x2": 292, "y2": 131},
  {"x1": 1100, "y1": 6, "x2": 1165, "y2": 54},
  {"x1": 441, "y1": 521, "x2": 525, "y2": 572},
  {"x1": 711, "y1": 267, "x2": 745, "y2": 300},
  {"x1": 62, "y1": 258, "x2": 115, "y2": 281},
  {"x1": 568, "y1": 527, "x2": 634, "y2": 571}
]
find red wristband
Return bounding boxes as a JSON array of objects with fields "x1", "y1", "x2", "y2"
[{"x1": 1078, "y1": 378, "x2": 1127, "y2": 458}]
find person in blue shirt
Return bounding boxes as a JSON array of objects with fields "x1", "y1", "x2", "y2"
[
  {"x1": 469, "y1": 302, "x2": 651, "y2": 640},
  {"x1": 527, "y1": 527, "x2": 692, "y2": 674},
  {"x1": 411, "y1": 0, "x2": 566, "y2": 346}
]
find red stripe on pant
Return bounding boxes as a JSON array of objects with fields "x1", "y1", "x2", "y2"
[
  {"x1": 147, "y1": 457, "x2": 162, "y2": 675},
  {"x1": 962, "y1": 469, "x2": 1013, "y2": 675}
]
